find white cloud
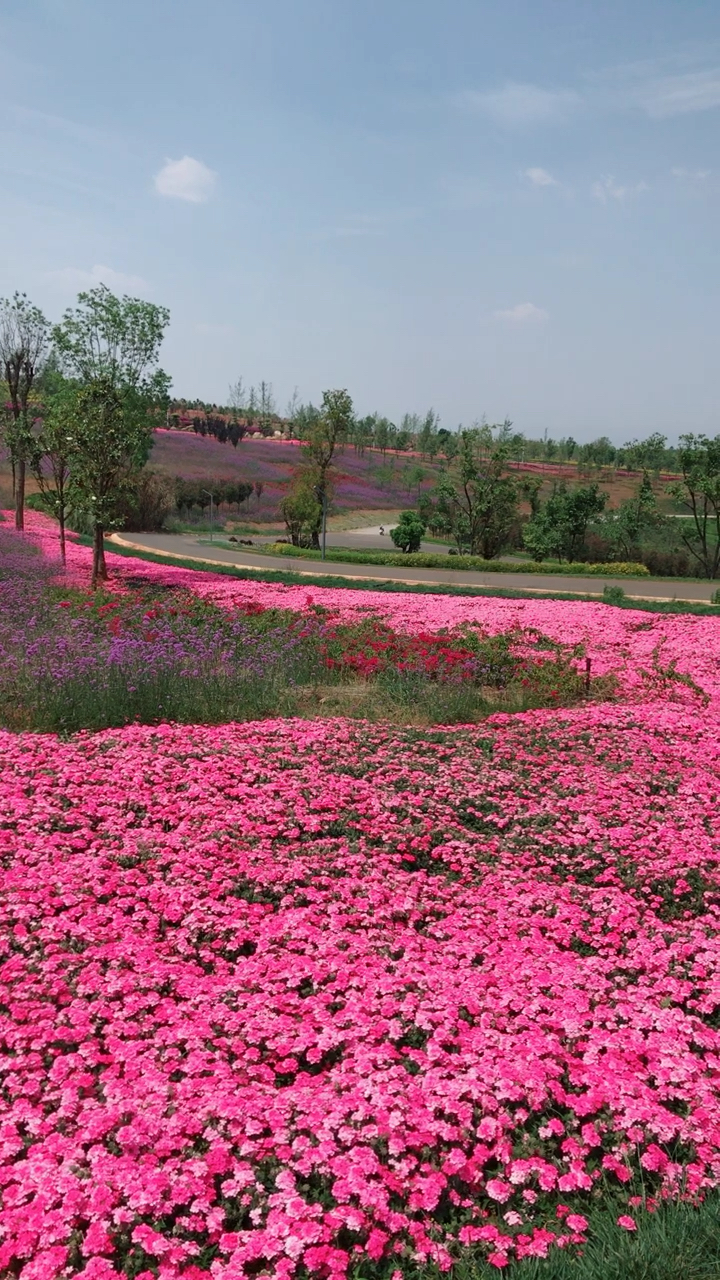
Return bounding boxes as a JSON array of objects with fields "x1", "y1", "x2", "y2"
[
  {"x1": 154, "y1": 155, "x2": 216, "y2": 203},
  {"x1": 494, "y1": 302, "x2": 549, "y2": 322},
  {"x1": 635, "y1": 69, "x2": 720, "y2": 118},
  {"x1": 524, "y1": 167, "x2": 558, "y2": 187},
  {"x1": 591, "y1": 175, "x2": 648, "y2": 203},
  {"x1": 458, "y1": 82, "x2": 580, "y2": 125},
  {"x1": 50, "y1": 264, "x2": 150, "y2": 293},
  {"x1": 671, "y1": 166, "x2": 711, "y2": 179}
]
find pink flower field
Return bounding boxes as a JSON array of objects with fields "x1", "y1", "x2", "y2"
[{"x1": 2, "y1": 514, "x2": 720, "y2": 1277}]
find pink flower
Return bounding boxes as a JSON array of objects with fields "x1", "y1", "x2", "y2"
[
  {"x1": 617, "y1": 1215, "x2": 637, "y2": 1231},
  {"x1": 565, "y1": 1214, "x2": 588, "y2": 1232}
]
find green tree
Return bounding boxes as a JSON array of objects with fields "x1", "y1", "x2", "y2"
[
  {"x1": 62, "y1": 379, "x2": 151, "y2": 585},
  {"x1": 0, "y1": 292, "x2": 50, "y2": 530},
  {"x1": 623, "y1": 432, "x2": 669, "y2": 474},
  {"x1": 280, "y1": 470, "x2": 323, "y2": 546},
  {"x1": 31, "y1": 376, "x2": 74, "y2": 564},
  {"x1": 523, "y1": 482, "x2": 607, "y2": 562},
  {"x1": 668, "y1": 434, "x2": 720, "y2": 579},
  {"x1": 390, "y1": 510, "x2": 426, "y2": 553},
  {"x1": 519, "y1": 475, "x2": 543, "y2": 516},
  {"x1": 417, "y1": 409, "x2": 438, "y2": 458},
  {"x1": 433, "y1": 430, "x2": 519, "y2": 557},
  {"x1": 602, "y1": 472, "x2": 663, "y2": 561},
  {"x1": 258, "y1": 380, "x2": 276, "y2": 435},
  {"x1": 282, "y1": 390, "x2": 354, "y2": 549},
  {"x1": 53, "y1": 285, "x2": 170, "y2": 585},
  {"x1": 301, "y1": 388, "x2": 353, "y2": 509}
]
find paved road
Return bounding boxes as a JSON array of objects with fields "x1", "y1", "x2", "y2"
[{"x1": 111, "y1": 531, "x2": 718, "y2": 603}]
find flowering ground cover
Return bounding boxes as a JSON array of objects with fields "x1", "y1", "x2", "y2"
[
  {"x1": 0, "y1": 520, "x2": 600, "y2": 734},
  {"x1": 2, "y1": 513, "x2": 720, "y2": 1277},
  {"x1": 15, "y1": 510, "x2": 720, "y2": 707},
  {"x1": 148, "y1": 433, "x2": 439, "y2": 521},
  {"x1": 2, "y1": 705, "x2": 720, "y2": 1278}
]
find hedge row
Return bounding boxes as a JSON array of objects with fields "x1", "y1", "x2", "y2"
[{"x1": 265, "y1": 544, "x2": 651, "y2": 577}]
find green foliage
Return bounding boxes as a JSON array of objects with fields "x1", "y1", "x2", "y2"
[
  {"x1": 116, "y1": 471, "x2": 177, "y2": 532},
  {"x1": 30, "y1": 374, "x2": 75, "y2": 560},
  {"x1": 667, "y1": 434, "x2": 720, "y2": 579},
  {"x1": 52, "y1": 285, "x2": 171, "y2": 584},
  {"x1": 53, "y1": 283, "x2": 170, "y2": 407},
  {"x1": 453, "y1": 1195, "x2": 720, "y2": 1280},
  {"x1": 283, "y1": 389, "x2": 355, "y2": 545},
  {"x1": 603, "y1": 585, "x2": 626, "y2": 604},
  {"x1": 432, "y1": 431, "x2": 519, "y2": 556},
  {"x1": 390, "y1": 510, "x2": 427, "y2": 553},
  {"x1": 597, "y1": 472, "x2": 666, "y2": 562},
  {"x1": 267, "y1": 543, "x2": 650, "y2": 576},
  {"x1": 280, "y1": 471, "x2": 324, "y2": 547},
  {"x1": 0, "y1": 291, "x2": 51, "y2": 528},
  {"x1": 524, "y1": 482, "x2": 607, "y2": 562}
]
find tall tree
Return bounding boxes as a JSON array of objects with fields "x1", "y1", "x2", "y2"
[
  {"x1": 289, "y1": 389, "x2": 354, "y2": 548},
  {"x1": 31, "y1": 374, "x2": 74, "y2": 565},
  {"x1": 523, "y1": 482, "x2": 607, "y2": 562},
  {"x1": 53, "y1": 285, "x2": 170, "y2": 586},
  {"x1": 0, "y1": 293, "x2": 50, "y2": 530},
  {"x1": 433, "y1": 430, "x2": 519, "y2": 557},
  {"x1": 228, "y1": 376, "x2": 246, "y2": 414},
  {"x1": 258, "y1": 380, "x2": 276, "y2": 435},
  {"x1": 668, "y1": 434, "x2": 720, "y2": 579}
]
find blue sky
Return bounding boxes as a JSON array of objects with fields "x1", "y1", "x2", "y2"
[{"x1": 1, "y1": 0, "x2": 719, "y2": 440}]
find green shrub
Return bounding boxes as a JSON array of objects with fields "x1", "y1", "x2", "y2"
[{"x1": 266, "y1": 543, "x2": 650, "y2": 577}]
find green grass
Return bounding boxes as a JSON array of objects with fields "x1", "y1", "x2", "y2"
[
  {"x1": 447, "y1": 1195, "x2": 720, "y2": 1280},
  {"x1": 99, "y1": 536, "x2": 720, "y2": 617}
]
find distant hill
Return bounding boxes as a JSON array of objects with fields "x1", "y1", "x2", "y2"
[
  {"x1": 148, "y1": 429, "x2": 443, "y2": 522},
  {"x1": 148, "y1": 428, "x2": 678, "y2": 523}
]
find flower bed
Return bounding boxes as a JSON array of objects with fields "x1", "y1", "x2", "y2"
[
  {"x1": 2, "y1": 512, "x2": 720, "y2": 1276},
  {"x1": 1, "y1": 706, "x2": 720, "y2": 1276},
  {"x1": 8, "y1": 511, "x2": 720, "y2": 706}
]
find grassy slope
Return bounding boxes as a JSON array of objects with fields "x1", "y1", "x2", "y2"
[
  {"x1": 147, "y1": 431, "x2": 684, "y2": 524},
  {"x1": 1, "y1": 433, "x2": 683, "y2": 528}
]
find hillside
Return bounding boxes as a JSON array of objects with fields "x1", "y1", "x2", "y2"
[{"x1": 148, "y1": 429, "x2": 680, "y2": 524}]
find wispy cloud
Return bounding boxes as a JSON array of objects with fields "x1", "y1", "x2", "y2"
[
  {"x1": 524, "y1": 167, "x2": 558, "y2": 187},
  {"x1": 8, "y1": 104, "x2": 111, "y2": 145},
  {"x1": 671, "y1": 166, "x2": 711, "y2": 179},
  {"x1": 457, "y1": 83, "x2": 579, "y2": 126},
  {"x1": 494, "y1": 302, "x2": 548, "y2": 322},
  {"x1": 456, "y1": 58, "x2": 720, "y2": 130},
  {"x1": 633, "y1": 68, "x2": 720, "y2": 118},
  {"x1": 591, "y1": 175, "x2": 648, "y2": 203},
  {"x1": 50, "y1": 264, "x2": 150, "y2": 293},
  {"x1": 154, "y1": 156, "x2": 217, "y2": 203}
]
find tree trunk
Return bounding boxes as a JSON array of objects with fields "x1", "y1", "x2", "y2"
[
  {"x1": 15, "y1": 458, "x2": 25, "y2": 531},
  {"x1": 91, "y1": 523, "x2": 108, "y2": 589},
  {"x1": 59, "y1": 510, "x2": 66, "y2": 565}
]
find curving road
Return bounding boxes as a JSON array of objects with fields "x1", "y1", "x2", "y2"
[{"x1": 109, "y1": 532, "x2": 719, "y2": 603}]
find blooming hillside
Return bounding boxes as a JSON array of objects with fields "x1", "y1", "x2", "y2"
[
  {"x1": 148, "y1": 431, "x2": 439, "y2": 520},
  {"x1": 1, "y1": 514, "x2": 720, "y2": 1277}
]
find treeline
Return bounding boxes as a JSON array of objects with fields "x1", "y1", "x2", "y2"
[
  {"x1": 186, "y1": 381, "x2": 684, "y2": 476},
  {"x1": 396, "y1": 427, "x2": 720, "y2": 580}
]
